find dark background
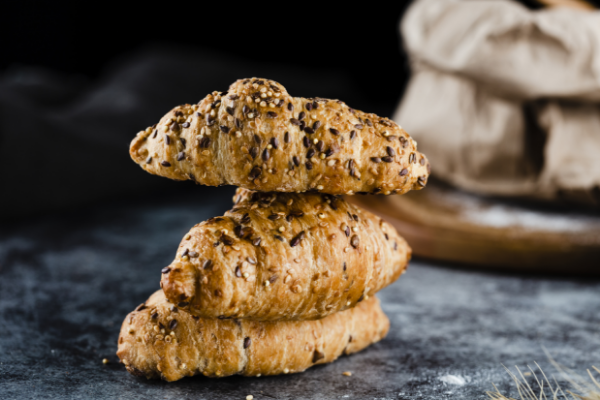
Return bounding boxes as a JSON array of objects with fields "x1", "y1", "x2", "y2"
[
  {"x1": 0, "y1": 0, "x2": 598, "y2": 222},
  {"x1": 0, "y1": 0, "x2": 565, "y2": 106}
]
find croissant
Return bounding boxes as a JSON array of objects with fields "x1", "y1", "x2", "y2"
[
  {"x1": 130, "y1": 77, "x2": 429, "y2": 196},
  {"x1": 160, "y1": 188, "x2": 410, "y2": 321},
  {"x1": 117, "y1": 290, "x2": 389, "y2": 382}
]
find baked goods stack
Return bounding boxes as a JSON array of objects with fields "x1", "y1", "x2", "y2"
[{"x1": 117, "y1": 78, "x2": 430, "y2": 381}]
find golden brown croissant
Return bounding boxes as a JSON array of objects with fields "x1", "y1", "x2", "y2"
[
  {"x1": 130, "y1": 77, "x2": 429, "y2": 195},
  {"x1": 160, "y1": 188, "x2": 410, "y2": 321},
  {"x1": 117, "y1": 290, "x2": 389, "y2": 382}
]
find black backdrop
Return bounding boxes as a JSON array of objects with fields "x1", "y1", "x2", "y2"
[
  {"x1": 2, "y1": 1, "x2": 416, "y2": 104},
  {"x1": 1, "y1": 0, "x2": 598, "y2": 220},
  {"x1": 1, "y1": 0, "x2": 567, "y2": 104}
]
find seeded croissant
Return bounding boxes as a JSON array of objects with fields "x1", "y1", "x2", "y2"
[
  {"x1": 160, "y1": 188, "x2": 410, "y2": 321},
  {"x1": 117, "y1": 290, "x2": 389, "y2": 382},
  {"x1": 130, "y1": 77, "x2": 430, "y2": 195}
]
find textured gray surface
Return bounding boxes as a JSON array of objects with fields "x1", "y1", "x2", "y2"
[{"x1": 1, "y1": 187, "x2": 599, "y2": 399}]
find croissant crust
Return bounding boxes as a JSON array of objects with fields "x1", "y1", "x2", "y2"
[
  {"x1": 160, "y1": 188, "x2": 410, "y2": 321},
  {"x1": 117, "y1": 290, "x2": 389, "y2": 382},
  {"x1": 130, "y1": 77, "x2": 430, "y2": 195}
]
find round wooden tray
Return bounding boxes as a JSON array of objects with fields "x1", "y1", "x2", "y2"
[{"x1": 348, "y1": 183, "x2": 600, "y2": 274}]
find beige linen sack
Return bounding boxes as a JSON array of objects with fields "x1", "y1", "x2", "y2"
[{"x1": 395, "y1": 0, "x2": 600, "y2": 205}]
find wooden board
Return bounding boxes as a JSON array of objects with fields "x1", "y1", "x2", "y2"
[{"x1": 348, "y1": 182, "x2": 600, "y2": 274}]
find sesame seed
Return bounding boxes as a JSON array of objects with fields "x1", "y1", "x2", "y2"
[
  {"x1": 102, "y1": 358, "x2": 109, "y2": 364},
  {"x1": 260, "y1": 101, "x2": 267, "y2": 107},
  {"x1": 313, "y1": 138, "x2": 318, "y2": 144},
  {"x1": 264, "y1": 280, "x2": 270, "y2": 287},
  {"x1": 317, "y1": 185, "x2": 324, "y2": 190},
  {"x1": 383, "y1": 131, "x2": 390, "y2": 137},
  {"x1": 243, "y1": 272, "x2": 250, "y2": 278},
  {"x1": 247, "y1": 113, "x2": 254, "y2": 118},
  {"x1": 284, "y1": 368, "x2": 289, "y2": 374},
  {"x1": 346, "y1": 301, "x2": 351, "y2": 306},
  {"x1": 278, "y1": 226, "x2": 285, "y2": 232},
  {"x1": 267, "y1": 144, "x2": 273, "y2": 149}
]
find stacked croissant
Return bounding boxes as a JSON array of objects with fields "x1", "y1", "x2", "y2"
[{"x1": 117, "y1": 78, "x2": 430, "y2": 381}]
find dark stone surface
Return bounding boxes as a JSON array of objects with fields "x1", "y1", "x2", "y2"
[{"x1": 1, "y1": 187, "x2": 599, "y2": 399}]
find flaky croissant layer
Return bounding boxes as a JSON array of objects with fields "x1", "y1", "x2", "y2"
[
  {"x1": 117, "y1": 290, "x2": 389, "y2": 382},
  {"x1": 160, "y1": 188, "x2": 411, "y2": 321},
  {"x1": 130, "y1": 77, "x2": 429, "y2": 195}
]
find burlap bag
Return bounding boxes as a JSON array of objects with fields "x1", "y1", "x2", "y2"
[{"x1": 395, "y1": 0, "x2": 600, "y2": 205}]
